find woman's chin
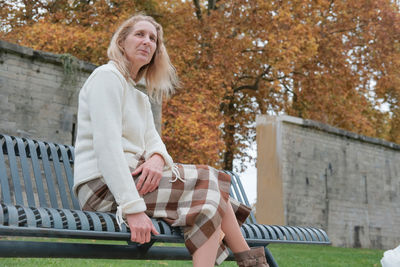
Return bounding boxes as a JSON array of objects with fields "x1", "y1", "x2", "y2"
[{"x1": 134, "y1": 56, "x2": 151, "y2": 66}]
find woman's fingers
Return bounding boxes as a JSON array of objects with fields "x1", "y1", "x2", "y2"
[
  {"x1": 136, "y1": 168, "x2": 149, "y2": 192},
  {"x1": 133, "y1": 154, "x2": 165, "y2": 195},
  {"x1": 127, "y1": 212, "x2": 159, "y2": 244},
  {"x1": 151, "y1": 223, "x2": 160, "y2": 235},
  {"x1": 149, "y1": 174, "x2": 161, "y2": 193},
  {"x1": 130, "y1": 228, "x2": 137, "y2": 242},
  {"x1": 145, "y1": 230, "x2": 151, "y2": 243},
  {"x1": 131, "y1": 164, "x2": 143, "y2": 176},
  {"x1": 130, "y1": 225, "x2": 146, "y2": 244},
  {"x1": 137, "y1": 171, "x2": 152, "y2": 195},
  {"x1": 135, "y1": 230, "x2": 143, "y2": 244},
  {"x1": 138, "y1": 169, "x2": 162, "y2": 195}
]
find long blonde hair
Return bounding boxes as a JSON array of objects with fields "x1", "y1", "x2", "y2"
[{"x1": 107, "y1": 14, "x2": 178, "y2": 102}]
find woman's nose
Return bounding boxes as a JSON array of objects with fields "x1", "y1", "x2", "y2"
[{"x1": 143, "y1": 35, "x2": 151, "y2": 44}]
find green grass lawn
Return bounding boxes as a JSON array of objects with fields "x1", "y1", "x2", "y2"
[
  {"x1": 268, "y1": 243, "x2": 383, "y2": 267},
  {"x1": 0, "y1": 239, "x2": 384, "y2": 267}
]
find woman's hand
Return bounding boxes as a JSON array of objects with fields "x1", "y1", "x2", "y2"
[
  {"x1": 126, "y1": 212, "x2": 159, "y2": 244},
  {"x1": 132, "y1": 153, "x2": 165, "y2": 195}
]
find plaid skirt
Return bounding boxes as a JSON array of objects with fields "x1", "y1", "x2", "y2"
[{"x1": 76, "y1": 154, "x2": 251, "y2": 265}]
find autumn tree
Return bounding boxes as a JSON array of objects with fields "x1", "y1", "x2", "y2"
[
  {"x1": 162, "y1": 0, "x2": 400, "y2": 171},
  {"x1": 2, "y1": 0, "x2": 400, "y2": 171}
]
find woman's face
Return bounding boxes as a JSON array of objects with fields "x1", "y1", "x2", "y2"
[{"x1": 122, "y1": 20, "x2": 157, "y2": 70}]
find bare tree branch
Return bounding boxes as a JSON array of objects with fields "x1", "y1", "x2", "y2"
[
  {"x1": 241, "y1": 48, "x2": 266, "y2": 53},
  {"x1": 193, "y1": 0, "x2": 202, "y2": 20},
  {"x1": 238, "y1": 75, "x2": 256, "y2": 80},
  {"x1": 208, "y1": 0, "x2": 216, "y2": 13},
  {"x1": 329, "y1": 24, "x2": 367, "y2": 35},
  {"x1": 234, "y1": 66, "x2": 271, "y2": 93}
]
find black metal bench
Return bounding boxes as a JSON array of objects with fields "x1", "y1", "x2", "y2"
[{"x1": 0, "y1": 134, "x2": 330, "y2": 266}]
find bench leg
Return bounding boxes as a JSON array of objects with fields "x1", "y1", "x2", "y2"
[{"x1": 265, "y1": 246, "x2": 279, "y2": 267}]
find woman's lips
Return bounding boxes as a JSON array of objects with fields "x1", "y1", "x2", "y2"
[{"x1": 138, "y1": 49, "x2": 149, "y2": 55}]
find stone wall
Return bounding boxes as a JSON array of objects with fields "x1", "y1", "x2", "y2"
[
  {"x1": 0, "y1": 40, "x2": 162, "y2": 145},
  {"x1": 0, "y1": 40, "x2": 95, "y2": 144},
  {"x1": 256, "y1": 115, "x2": 400, "y2": 250}
]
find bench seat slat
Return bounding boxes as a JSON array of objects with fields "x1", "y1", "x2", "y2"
[
  {"x1": 151, "y1": 218, "x2": 161, "y2": 234},
  {"x1": 248, "y1": 224, "x2": 262, "y2": 239},
  {"x1": 314, "y1": 227, "x2": 330, "y2": 242},
  {"x1": 73, "y1": 210, "x2": 91, "y2": 231},
  {"x1": 288, "y1": 226, "x2": 305, "y2": 241},
  {"x1": 311, "y1": 227, "x2": 326, "y2": 242},
  {"x1": 261, "y1": 225, "x2": 276, "y2": 239},
  {"x1": 38, "y1": 142, "x2": 59, "y2": 208},
  {"x1": 48, "y1": 144, "x2": 70, "y2": 209},
  {"x1": 249, "y1": 224, "x2": 264, "y2": 239},
  {"x1": 3, "y1": 203, "x2": 19, "y2": 226},
  {"x1": 44, "y1": 207, "x2": 63, "y2": 229},
  {"x1": 302, "y1": 227, "x2": 318, "y2": 242},
  {"x1": 26, "y1": 139, "x2": 48, "y2": 207},
  {"x1": 16, "y1": 137, "x2": 36, "y2": 207},
  {"x1": 20, "y1": 205, "x2": 37, "y2": 227},
  {"x1": 282, "y1": 225, "x2": 298, "y2": 241},
  {"x1": 36, "y1": 207, "x2": 51, "y2": 228},
  {"x1": 271, "y1": 225, "x2": 286, "y2": 240},
  {"x1": 0, "y1": 204, "x2": 3, "y2": 224},
  {"x1": 59, "y1": 146, "x2": 80, "y2": 210},
  {"x1": 82, "y1": 211, "x2": 102, "y2": 231},
  {"x1": 0, "y1": 138, "x2": 11, "y2": 204},
  {"x1": 225, "y1": 170, "x2": 256, "y2": 224},
  {"x1": 297, "y1": 226, "x2": 313, "y2": 241},
  {"x1": 253, "y1": 224, "x2": 267, "y2": 239},
  {"x1": 67, "y1": 145, "x2": 75, "y2": 162},
  {"x1": 257, "y1": 224, "x2": 271, "y2": 239},
  {"x1": 4, "y1": 136, "x2": 24, "y2": 205},
  {"x1": 241, "y1": 224, "x2": 255, "y2": 239},
  {"x1": 61, "y1": 209, "x2": 77, "y2": 230},
  {"x1": 277, "y1": 225, "x2": 292, "y2": 241},
  {"x1": 98, "y1": 212, "x2": 116, "y2": 232}
]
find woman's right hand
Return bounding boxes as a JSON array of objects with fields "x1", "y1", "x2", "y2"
[{"x1": 126, "y1": 212, "x2": 159, "y2": 244}]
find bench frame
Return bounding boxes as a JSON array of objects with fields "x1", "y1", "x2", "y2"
[{"x1": 0, "y1": 134, "x2": 330, "y2": 266}]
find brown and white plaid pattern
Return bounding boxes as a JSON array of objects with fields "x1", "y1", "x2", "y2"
[{"x1": 77, "y1": 154, "x2": 251, "y2": 265}]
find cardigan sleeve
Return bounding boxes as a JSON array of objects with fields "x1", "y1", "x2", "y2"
[
  {"x1": 86, "y1": 69, "x2": 146, "y2": 216},
  {"x1": 143, "y1": 97, "x2": 174, "y2": 169}
]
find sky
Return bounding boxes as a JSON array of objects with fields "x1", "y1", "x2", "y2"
[
  {"x1": 237, "y1": 164, "x2": 257, "y2": 205},
  {"x1": 234, "y1": 141, "x2": 258, "y2": 205}
]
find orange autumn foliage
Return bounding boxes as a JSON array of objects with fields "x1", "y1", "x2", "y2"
[{"x1": 2, "y1": 0, "x2": 400, "y2": 171}]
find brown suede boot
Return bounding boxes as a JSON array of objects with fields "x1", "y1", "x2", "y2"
[{"x1": 234, "y1": 247, "x2": 269, "y2": 267}]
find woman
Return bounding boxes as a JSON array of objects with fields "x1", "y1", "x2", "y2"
[{"x1": 73, "y1": 14, "x2": 268, "y2": 267}]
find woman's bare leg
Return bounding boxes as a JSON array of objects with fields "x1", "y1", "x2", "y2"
[
  {"x1": 221, "y1": 202, "x2": 250, "y2": 253},
  {"x1": 192, "y1": 203, "x2": 249, "y2": 266},
  {"x1": 192, "y1": 225, "x2": 222, "y2": 267}
]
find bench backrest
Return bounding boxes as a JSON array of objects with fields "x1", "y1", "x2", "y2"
[
  {"x1": 0, "y1": 134, "x2": 79, "y2": 210},
  {"x1": 0, "y1": 134, "x2": 256, "y2": 223}
]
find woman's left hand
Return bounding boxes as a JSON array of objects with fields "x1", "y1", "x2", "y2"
[{"x1": 132, "y1": 154, "x2": 165, "y2": 195}]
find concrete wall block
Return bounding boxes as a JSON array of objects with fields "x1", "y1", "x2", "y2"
[
  {"x1": 257, "y1": 115, "x2": 400, "y2": 250},
  {"x1": 282, "y1": 117, "x2": 400, "y2": 250}
]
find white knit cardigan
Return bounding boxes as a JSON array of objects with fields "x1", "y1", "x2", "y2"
[{"x1": 73, "y1": 61, "x2": 175, "y2": 219}]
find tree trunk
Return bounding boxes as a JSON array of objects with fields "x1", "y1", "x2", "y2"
[{"x1": 222, "y1": 99, "x2": 235, "y2": 171}]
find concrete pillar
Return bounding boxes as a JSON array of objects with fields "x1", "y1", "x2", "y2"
[{"x1": 255, "y1": 115, "x2": 285, "y2": 225}]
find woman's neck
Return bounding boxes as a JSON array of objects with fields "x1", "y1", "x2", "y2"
[{"x1": 130, "y1": 66, "x2": 139, "y2": 81}]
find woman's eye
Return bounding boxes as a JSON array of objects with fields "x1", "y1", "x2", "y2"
[
  {"x1": 135, "y1": 32, "x2": 144, "y2": 36},
  {"x1": 150, "y1": 36, "x2": 156, "y2": 42}
]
